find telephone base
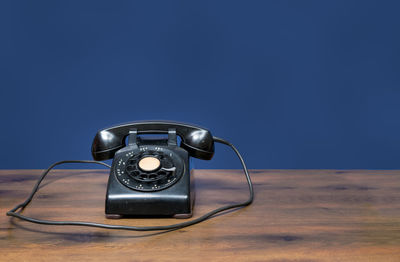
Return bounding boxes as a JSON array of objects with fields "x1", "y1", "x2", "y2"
[{"x1": 104, "y1": 133, "x2": 195, "y2": 218}]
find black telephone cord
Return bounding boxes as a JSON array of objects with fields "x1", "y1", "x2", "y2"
[{"x1": 6, "y1": 137, "x2": 254, "y2": 231}]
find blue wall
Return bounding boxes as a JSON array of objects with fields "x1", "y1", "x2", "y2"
[{"x1": 1, "y1": 1, "x2": 400, "y2": 169}]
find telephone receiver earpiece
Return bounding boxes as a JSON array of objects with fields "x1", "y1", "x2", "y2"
[{"x1": 91, "y1": 121, "x2": 215, "y2": 161}]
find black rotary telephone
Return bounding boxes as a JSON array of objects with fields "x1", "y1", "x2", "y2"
[
  {"x1": 7, "y1": 121, "x2": 253, "y2": 231},
  {"x1": 92, "y1": 121, "x2": 216, "y2": 218}
]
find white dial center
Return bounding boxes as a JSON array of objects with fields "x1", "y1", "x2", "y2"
[{"x1": 138, "y1": 157, "x2": 160, "y2": 172}]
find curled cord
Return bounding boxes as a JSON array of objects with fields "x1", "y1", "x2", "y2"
[{"x1": 6, "y1": 138, "x2": 254, "y2": 231}]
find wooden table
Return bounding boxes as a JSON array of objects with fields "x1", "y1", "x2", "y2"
[{"x1": 1, "y1": 169, "x2": 399, "y2": 261}]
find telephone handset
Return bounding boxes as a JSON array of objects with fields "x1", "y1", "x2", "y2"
[
  {"x1": 92, "y1": 121, "x2": 215, "y2": 161},
  {"x1": 7, "y1": 121, "x2": 254, "y2": 231}
]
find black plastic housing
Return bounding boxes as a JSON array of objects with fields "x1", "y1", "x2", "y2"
[{"x1": 105, "y1": 136, "x2": 194, "y2": 218}]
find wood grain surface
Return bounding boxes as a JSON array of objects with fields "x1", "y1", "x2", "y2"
[{"x1": 1, "y1": 169, "x2": 399, "y2": 261}]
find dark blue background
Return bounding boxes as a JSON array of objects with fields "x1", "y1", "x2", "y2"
[{"x1": 1, "y1": 1, "x2": 400, "y2": 169}]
